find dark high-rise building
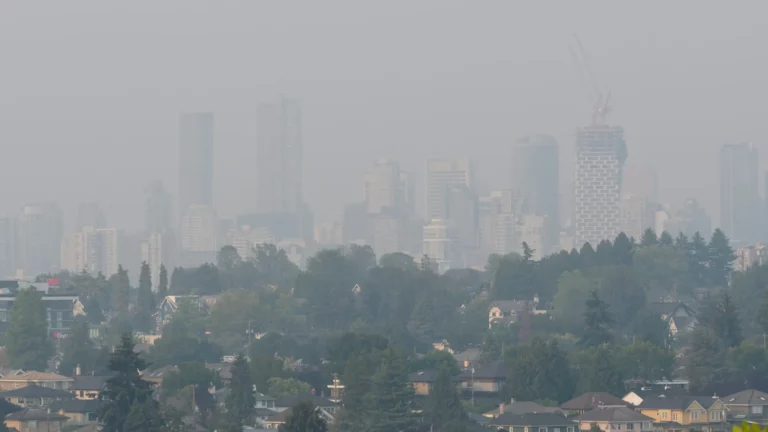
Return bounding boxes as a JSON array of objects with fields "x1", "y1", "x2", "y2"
[
  {"x1": 146, "y1": 180, "x2": 172, "y2": 234},
  {"x1": 256, "y1": 97, "x2": 303, "y2": 215},
  {"x1": 720, "y1": 143, "x2": 758, "y2": 246},
  {"x1": 512, "y1": 135, "x2": 559, "y2": 252},
  {"x1": 16, "y1": 202, "x2": 63, "y2": 277},
  {"x1": 178, "y1": 113, "x2": 214, "y2": 220}
]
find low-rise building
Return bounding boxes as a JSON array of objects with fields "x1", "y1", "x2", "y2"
[
  {"x1": 637, "y1": 396, "x2": 728, "y2": 432},
  {"x1": 70, "y1": 376, "x2": 109, "y2": 400},
  {"x1": 5, "y1": 408, "x2": 69, "y2": 432},
  {"x1": 484, "y1": 401, "x2": 565, "y2": 419},
  {"x1": 723, "y1": 389, "x2": 768, "y2": 424},
  {"x1": 491, "y1": 413, "x2": 576, "y2": 432},
  {"x1": 49, "y1": 399, "x2": 104, "y2": 425},
  {"x1": 561, "y1": 393, "x2": 627, "y2": 415},
  {"x1": 574, "y1": 407, "x2": 654, "y2": 432},
  {"x1": 457, "y1": 362, "x2": 508, "y2": 395},
  {"x1": 408, "y1": 370, "x2": 439, "y2": 396},
  {"x1": 0, "y1": 372, "x2": 74, "y2": 392},
  {"x1": 0, "y1": 384, "x2": 72, "y2": 408}
]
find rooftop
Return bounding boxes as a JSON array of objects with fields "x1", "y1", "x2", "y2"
[
  {"x1": 49, "y1": 399, "x2": 104, "y2": 414},
  {"x1": 725, "y1": 389, "x2": 768, "y2": 405},
  {"x1": 638, "y1": 396, "x2": 720, "y2": 410},
  {"x1": 561, "y1": 392, "x2": 627, "y2": 411},
  {"x1": 274, "y1": 393, "x2": 338, "y2": 408},
  {"x1": 576, "y1": 407, "x2": 654, "y2": 423},
  {"x1": 491, "y1": 413, "x2": 574, "y2": 427},
  {"x1": 0, "y1": 384, "x2": 73, "y2": 399},
  {"x1": 0, "y1": 371, "x2": 73, "y2": 382},
  {"x1": 485, "y1": 401, "x2": 564, "y2": 417},
  {"x1": 6, "y1": 408, "x2": 69, "y2": 422},
  {"x1": 71, "y1": 375, "x2": 110, "y2": 391}
]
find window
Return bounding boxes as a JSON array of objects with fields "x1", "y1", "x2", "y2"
[
  {"x1": 692, "y1": 411, "x2": 699, "y2": 421},
  {"x1": 752, "y1": 406, "x2": 763, "y2": 415},
  {"x1": 672, "y1": 412, "x2": 678, "y2": 422},
  {"x1": 710, "y1": 411, "x2": 721, "y2": 421},
  {"x1": 661, "y1": 412, "x2": 668, "y2": 420},
  {"x1": 568, "y1": 428, "x2": 575, "y2": 432},
  {"x1": 626, "y1": 423, "x2": 634, "y2": 430},
  {"x1": 553, "y1": 428, "x2": 561, "y2": 432},
  {"x1": 539, "y1": 427, "x2": 546, "y2": 432},
  {"x1": 615, "y1": 424, "x2": 622, "y2": 430},
  {"x1": 87, "y1": 412, "x2": 98, "y2": 422},
  {"x1": 28, "y1": 421, "x2": 37, "y2": 429}
]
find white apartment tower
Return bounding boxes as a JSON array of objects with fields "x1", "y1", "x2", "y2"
[
  {"x1": 425, "y1": 159, "x2": 473, "y2": 221},
  {"x1": 141, "y1": 232, "x2": 165, "y2": 288},
  {"x1": 61, "y1": 226, "x2": 119, "y2": 277},
  {"x1": 422, "y1": 219, "x2": 454, "y2": 273},
  {"x1": 181, "y1": 205, "x2": 218, "y2": 253},
  {"x1": 574, "y1": 126, "x2": 627, "y2": 248},
  {"x1": 364, "y1": 159, "x2": 403, "y2": 214}
]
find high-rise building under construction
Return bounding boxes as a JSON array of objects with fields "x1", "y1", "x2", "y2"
[{"x1": 574, "y1": 126, "x2": 627, "y2": 248}]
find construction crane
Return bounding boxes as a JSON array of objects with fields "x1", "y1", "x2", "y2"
[{"x1": 569, "y1": 34, "x2": 610, "y2": 126}]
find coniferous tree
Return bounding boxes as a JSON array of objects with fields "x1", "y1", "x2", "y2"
[
  {"x1": 507, "y1": 338, "x2": 573, "y2": 403},
  {"x1": 99, "y1": 334, "x2": 156, "y2": 432},
  {"x1": 522, "y1": 242, "x2": 534, "y2": 261},
  {"x1": 279, "y1": 401, "x2": 327, "y2": 432},
  {"x1": 704, "y1": 291, "x2": 743, "y2": 347},
  {"x1": 686, "y1": 327, "x2": 727, "y2": 392},
  {"x1": 123, "y1": 400, "x2": 165, "y2": 432},
  {"x1": 157, "y1": 264, "x2": 169, "y2": 301},
  {"x1": 595, "y1": 240, "x2": 614, "y2": 266},
  {"x1": 337, "y1": 354, "x2": 375, "y2": 432},
  {"x1": 579, "y1": 243, "x2": 596, "y2": 268},
  {"x1": 612, "y1": 233, "x2": 633, "y2": 266},
  {"x1": 6, "y1": 288, "x2": 53, "y2": 370},
  {"x1": 708, "y1": 229, "x2": 735, "y2": 286},
  {"x1": 658, "y1": 231, "x2": 674, "y2": 246},
  {"x1": 111, "y1": 265, "x2": 131, "y2": 316},
  {"x1": 580, "y1": 290, "x2": 614, "y2": 347},
  {"x1": 640, "y1": 228, "x2": 658, "y2": 247},
  {"x1": 225, "y1": 353, "x2": 255, "y2": 429},
  {"x1": 425, "y1": 367, "x2": 467, "y2": 432},
  {"x1": 135, "y1": 262, "x2": 155, "y2": 333},
  {"x1": 365, "y1": 348, "x2": 417, "y2": 432},
  {"x1": 690, "y1": 232, "x2": 709, "y2": 285},
  {"x1": 59, "y1": 319, "x2": 107, "y2": 376},
  {"x1": 590, "y1": 345, "x2": 624, "y2": 396},
  {"x1": 674, "y1": 232, "x2": 689, "y2": 250}
]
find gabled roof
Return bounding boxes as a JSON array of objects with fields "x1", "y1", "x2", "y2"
[
  {"x1": 453, "y1": 348, "x2": 480, "y2": 363},
  {"x1": 0, "y1": 371, "x2": 73, "y2": 382},
  {"x1": 575, "y1": 407, "x2": 653, "y2": 422},
  {"x1": 71, "y1": 375, "x2": 110, "y2": 391},
  {"x1": 458, "y1": 362, "x2": 508, "y2": 380},
  {"x1": 561, "y1": 393, "x2": 627, "y2": 410},
  {"x1": 485, "y1": 401, "x2": 564, "y2": 417},
  {"x1": 638, "y1": 396, "x2": 720, "y2": 410},
  {"x1": 408, "y1": 370, "x2": 440, "y2": 383},
  {"x1": 725, "y1": 389, "x2": 768, "y2": 405},
  {"x1": 6, "y1": 408, "x2": 69, "y2": 421},
  {"x1": 273, "y1": 393, "x2": 338, "y2": 408},
  {"x1": 490, "y1": 300, "x2": 529, "y2": 313},
  {"x1": 491, "y1": 413, "x2": 574, "y2": 427},
  {"x1": 0, "y1": 384, "x2": 72, "y2": 399},
  {"x1": 142, "y1": 365, "x2": 179, "y2": 380},
  {"x1": 49, "y1": 399, "x2": 104, "y2": 414}
]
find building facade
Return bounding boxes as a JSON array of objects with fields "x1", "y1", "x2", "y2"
[
  {"x1": 60, "y1": 227, "x2": 120, "y2": 277},
  {"x1": 720, "y1": 142, "x2": 759, "y2": 246},
  {"x1": 180, "y1": 205, "x2": 217, "y2": 253},
  {"x1": 425, "y1": 159, "x2": 473, "y2": 221},
  {"x1": 146, "y1": 180, "x2": 172, "y2": 234},
  {"x1": 16, "y1": 203, "x2": 63, "y2": 278},
  {"x1": 178, "y1": 112, "x2": 214, "y2": 222}
]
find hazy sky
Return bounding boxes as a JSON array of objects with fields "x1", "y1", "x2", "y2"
[{"x1": 1, "y1": 1, "x2": 767, "y2": 230}]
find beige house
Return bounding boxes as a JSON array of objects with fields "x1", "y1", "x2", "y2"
[
  {"x1": 0, "y1": 384, "x2": 72, "y2": 407},
  {"x1": 456, "y1": 363, "x2": 507, "y2": 394},
  {"x1": 5, "y1": 408, "x2": 69, "y2": 432},
  {"x1": 575, "y1": 407, "x2": 654, "y2": 432},
  {"x1": 637, "y1": 396, "x2": 728, "y2": 432},
  {"x1": 0, "y1": 372, "x2": 73, "y2": 391},
  {"x1": 408, "y1": 370, "x2": 439, "y2": 396},
  {"x1": 49, "y1": 399, "x2": 103, "y2": 426},
  {"x1": 70, "y1": 376, "x2": 109, "y2": 400}
]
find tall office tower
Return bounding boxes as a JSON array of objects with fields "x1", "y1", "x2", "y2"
[
  {"x1": 364, "y1": 159, "x2": 403, "y2": 214},
  {"x1": 180, "y1": 205, "x2": 218, "y2": 254},
  {"x1": 141, "y1": 232, "x2": 169, "y2": 288},
  {"x1": 371, "y1": 214, "x2": 403, "y2": 256},
  {"x1": 178, "y1": 113, "x2": 214, "y2": 220},
  {"x1": 721, "y1": 143, "x2": 759, "y2": 246},
  {"x1": 16, "y1": 202, "x2": 63, "y2": 277},
  {"x1": 425, "y1": 159, "x2": 473, "y2": 221},
  {"x1": 0, "y1": 218, "x2": 14, "y2": 277},
  {"x1": 422, "y1": 219, "x2": 454, "y2": 273},
  {"x1": 446, "y1": 185, "x2": 478, "y2": 251},
  {"x1": 512, "y1": 135, "x2": 559, "y2": 252},
  {"x1": 619, "y1": 194, "x2": 654, "y2": 241},
  {"x1": 663, "y1": 198, "x2": 711, "y2": 239},
  {"x1": 256, "y1": 97, "x2": 303, "y2": 214},
  {"x1": 61, "y1": 227, "x2": 120, "y2": 277},
  {"x1": 75, "y1": 203, "x2": 106, "y2": 230},
  {"x1": 225, "y1": 225, "x2": 275, "y2": 260},
  {"x1": 622, "y1": 165, "x2": 659, "y2": 203},
  {"x1": 521, "y1": 215, "x2": 546, "y2": 261},
  {"x1": 146, "y1": 180, "x2": 172, "y2": 234},
  {"x1": 574, "y1": 126, "x2": 627, "y2": 248}
]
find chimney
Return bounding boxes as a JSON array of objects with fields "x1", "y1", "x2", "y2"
[
  {"x1": 75, "y1": 364, "x2": 81, "y2": 376},
  {"x1": 500, "y1": 403, "x2": 504, "y2": 415}
]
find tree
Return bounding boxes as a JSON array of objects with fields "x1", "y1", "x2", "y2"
[
  {"x1": 612, "y1": 233, "x2": 633, "y2": 266},
  {"x1": 572, "y1": 345, "x2": 624, "y2": 396},
  {"x1": 6, "y1": 288, "x2": 53, "y2": 370},
  {"x1": 337, "y1": 353, "x2": 377, "y2": 432},
  {"x1": 579, "y1": 243, "x2": 597, "y2": 268},
  {"x1": 553, "y1": 271, "x2": 593, "y2": 334},
  {"x1": 633, "y1": 245, "x2": 694, "y2": 300},
  {"x1": 686, "y1": 327, "x2": 727, "y2": 392},
  {"x1": 123, "y1": 400, "x2": 165, "y2": 432},
  {"x1": 149, "y1": 318, "x2": 223, "y2": 368},
  {"x1": 135, "y1": 262, "x2": 156, "y2": 333},
  {"x1": 410, "y1": 350, "x2": 460, "y2": 377},
  {"x1": 99, "y1": 334, "x2": 154, "y2": 432},
  {"x1": 658, "y1": 231, "x2": 674, "y2": 246},
  {"x1": 640, "y1": 228, "x2": 658, "y2": 247},
  {"x1": 379, "y1": 252, "x2": 418, "y2": 272},
  {"x1": 217, "y1": 246, "x2": 242, "y2": 271},
  {"x1": 507, "y1": 338, "x2": 574, "y2": 403},
  {"x1": 60, "y1": 319, "x2": 107, "y2": 376},
  {"x1": 632, "y1": 309, "x2": 669, "y2": 347},
  {"x1": 279, "y1": 400, "x2": 327, "y2": 432},
  {"x1": 702, "y1": 291, "x2": 743, "y2": 347},
  {"x1": 595, "y1": 240, "x2": 614, "y2": 266},
  {"x1": 709, "y1": 229, "x2": 735, "y2": 286},
  {"x1": 425, "y1": 366, "x2": 467, "y2": 432},
  {"x1": 267, "y1": 377, "x2": 313, "y2": 398},
  {"x1": 252, "y1": 244, "x2": 300, "y2": 289},
  {"x1": 225, "y1": 353, "x2": 255, "y2": 429},
  {"x1": 111, "y1": 265, "x2": 131, "y2": 316},
  {"x1": 157, "y1": 264, "x2": 169, "y2": 301},
  {"x1": 365, "y1": 348, "x2": 417, "y2": 432},
  {"x1": 522, "y1": 242, "x2": 534, "y2": 261},
  {"x1": 162, "y1": 362, "x2": 218, "y2": 396},
  {"x1": 617, "y1": 342, "x2": 674, "y2": 381},
  {"x1": 690, "y1": 232, "x2": 709, "y2": 285},
  {"x1": 580, "y1": 290, "x2": 614, "y2": 347},
  {"x1": 84, "y1": 296, "x2": 105, "y2": 325}
]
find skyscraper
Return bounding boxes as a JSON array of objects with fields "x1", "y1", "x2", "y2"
[
  {"x1": 256, "y1": 97, "x2": 303, "y2": 215},
  {"x1": 61, "y1": 226, "x2": 120, "y2": 277},
  {"x1": 511, "y1": 135, "x2": 559, "y2": 252},
  {"x1": 0, "y1": 218, "x2": 14, "y2": 277},
  {"x1": 178, "y1": 113, "x2": 214, "y2": 220},
  {"x1": 16, "y1": 202, "x2": 63, "y2": 277},
  {"x1": 146, "y1": 180, "x2": 172, "y2": 234},
  {"x1": 75, "y1": 203, "x2": 106, "y2": 230},
  {"x1": 574, "y1": 126, "x2": 627, "y2": 248},
  {"x1": 720, "y1": 142, "x2": 759, "y2": 245},
  {"x1": 364, "y1": 158, "x2": 404, "y2": 214},
  {"x1": 425, "y1": 158, "x2": 473, "y2": 221}
]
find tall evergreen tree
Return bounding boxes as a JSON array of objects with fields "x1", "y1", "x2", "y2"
[
  {"x1": 364, "y1": 348, "x2": 417, "y2": 432},
  {"x1": 157, "y1": 264, "x2": 169, "y2": 301},
  {"x1": 99, "y1": 334, "x2": 155, "y2": 432},
  {"x1": 640, "y1": 228, "x2": 658, "y2": 247},
  {"x1": 123, "y1": 400, "x2": 165, "y2": 432},
  {"x1": 135, "y1": 262, "x2": 155, "y2": 333},
  {"x1": 686, "y1": 327, "x2": 727, "y2": 392},
  {"x1": 225, "y1": 353, "x2": 255, "y2": 429},
  {"x1": 612, "y1": 233, "x2": 633, "y2": 266},
  {"x1": 579, "y1": 243, "x2": 597, "y2": 268},
  {"x1": 690, "y1": 232, "x2": 709, "y2": 285},
  {"x1": 674, "y1": 232, "x2": 689, "y2": 250},
  {"x1": 595, "y1": 240, "x2": 614, "y2": 266},
  {"x1": 708, "y1": 228, "x2": 735, "y2": 286},
  {"x1": 522, "y1": 242, "x2": 534, "y2": 261},
  {"x1": 590, "y1": 345, "x2": 624, "y2": 396},
  {"x1": 279, "y1": 401, "x2": 328, "y2": 432},
  {"x1": 704, "y1": 291, "x2": 743, "y2": 347},
  {"x1": 507, "y1": 338, "x2": 573, "y2": 403},
  {"x1": 337, "y1": 354, "x2": 375, "y2": 432},
  {"x1": 425, "y1": 367, "x2": 467, "y2": 432},
  {"x1": 111, "y1": 265, "x2": 131, "y2": 316},
  {"x1": 6, "y1": 288, "x2": 53, "y2": 370},
  {"x1": 658, "y1": 231, "x2": 674, "y2": 246},
  {"x1": 59, "y1": 319, "x2": 107, "y2": 376},
  {"x1": 580, "y1": 290, "x2": 614, "y2": 347}
]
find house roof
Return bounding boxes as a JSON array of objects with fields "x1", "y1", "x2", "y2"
[
  {"x1": 576, "y1": 407, "x2": 654, "y2": 423},
  {"x1": 0, "y1": 368, "x2": 25, "y2": 378},
  {"x1": 71, "y1": 375, "x2": 110, "y2": 391},
  {"x1": 561, "y1": 393, "x2": 627, "y2": 410},
  {"x1": 143, "y1": 365, "x2": 179, "y2": 380},
  {"x1": 491, "y1": 413, "x2": 574, "y2": 427},
  {"x1": 0, "y1": 384, "x2": 73, "y2": 399},
  {"x1": 408, "y1": 370, "x2": 440, "y2": 383},
  {"x1": 255, "y1": 392, "x2": 275, "y2": 402},
  {"x1": 274, "y1": 393, "x2": 338, "y2": 408},
  {"x1": 254, "y1": 408, "x2": 277, "y2": 418},
  {"x1": 485, "y1": 401, "x2": 564, "y2": 417},
  {"x1": 725, "y1": 389, "x2": 768, "y2": 405},
  {"x1": 458, "y1": 362, "x2": 508, "y2": 380},
  {"x1": 49, "y1": 399, "x2": 104, "y2": 414},
  {"x1": 204, "y1": 363, "x2": 233, "y2": 380},
  {"x1": 491, "y1": 300, "x2": 529, "y2": 313},
  {"x1": 638, "y1": 396, "x2": 720, "y2": 411},
  {"x1": 5, "y1": 408, "x2": 69, "y2": 421},
  {"x1": 453, "y1": 348, "x2": 481, "y2": 363},
  {"x1": 0, "y1": 371, "x2": 73, "y2": 382}
]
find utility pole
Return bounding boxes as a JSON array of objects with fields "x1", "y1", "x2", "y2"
[{"x1": 247, "y1": 320, "x2": 252, "y2": 357}]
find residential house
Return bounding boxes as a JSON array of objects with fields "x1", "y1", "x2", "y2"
[
  {"x1": 0, "y1": 294, "x2": 84, "y2": 340},
  {"x1": 561, "y1": 393, "x2": 627, "y2": 415},
  {"x1": 574, "y1": 407, "x2": 654, "y2": 432},
  {"x1": 0, "y1": 372, "x2": 74, "y2": 391},
  {"x1": 273, "y1": 394, "x2": 339, "y2": 416},
  {"x1": 488, "y1": 300, "x2": 532, "y2": 328},
  {"x1": 484, "y1": 401, "x2": 565, "y2": 419},
  {"x1": 457, "y1": 362, "x2": 508, "y2": 395},
  {"x1": 70, "y1": 376, "x2": 109, "y2": 400},
  {"x1": 453, "y1": 348, "x2": 480, "y2": 370},
  {"x1": 622, "y1": 386, "x2": 689, "y2": 407},
  {"x1": 154, "y1": 295, "x2": 218, "y2": 333},
  {"x1": 49, "y1": 399, "x2": 104, "y2": 425},
  {"x1": 204, "y1": 363, "x2": 233, "y2": 383},
  {"x1": 408, "y1": 370, "x2": 439, "y2": 396},
  {"x1": 636, "y1": 396, "x2": 728, "y2": 432},
  {"x1": 255, "y1": 392, "x2": 276, "y2": 410},
  {"x1": 490, "y1": 413, "x2": 576, "y2": 432},
  {"x1": 650, "y1": 302, "x2": 698, "y2": 337},
  {"x1": 723, "y1": 389, "x2": 768, "y2": 423},
  {"x1": 5, "y1": 408, "x2": 69, "y2": 432},
  {"x1": 0, "y1": 385, "x2": 72, "y2": 408},
  {"x1": 141, "y1": 365, "x2": 179, "y2": 386},
  {"x1": 263, "y1": 406, "x2": 334, "y2": 430}
]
